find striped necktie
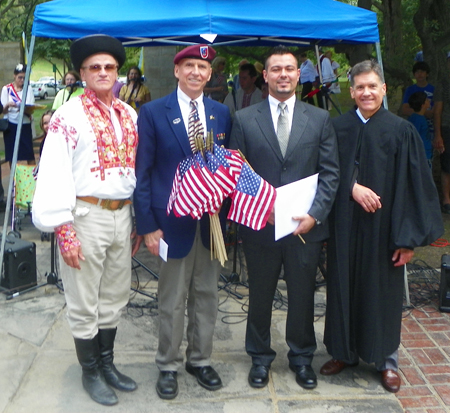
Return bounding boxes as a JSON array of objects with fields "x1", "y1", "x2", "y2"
[
  {"x1": 277, "y1": 102, "x2": 289, "y2": 157},
  {"x1": 188, "y1": 100, "x2": 204, "y2": 153}
]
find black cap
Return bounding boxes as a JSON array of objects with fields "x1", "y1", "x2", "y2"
[{"x1": 70, "y1": 34, "x2": 126, "y2": 72}]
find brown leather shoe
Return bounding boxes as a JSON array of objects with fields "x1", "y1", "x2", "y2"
[
  {"x1": 320, "y1": 359, "x2": 355, "y2": 376},
  {"x1": 381, "y1": 369, "x2": 401, "y2": 393}
]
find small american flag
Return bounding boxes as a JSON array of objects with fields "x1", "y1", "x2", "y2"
[
  {"x1": 170, "y1": 152, "x2": 225, "y2": 219},
  {"x1": 206, "y1": 150, "x2": 235, "y2": 196},
  {"x1": 227, "y1": 162, "x2": 276, "y2": 231},
  {"x1": 167, "y1": 156, "x2": 194, "y2": 215}
]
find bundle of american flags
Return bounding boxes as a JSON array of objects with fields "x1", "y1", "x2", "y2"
[{"x1": 167, "y1": 141, "x2": 276, "y2": 264}]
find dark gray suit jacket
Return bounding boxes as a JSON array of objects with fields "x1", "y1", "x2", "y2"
[{"x1": 229, "y1": 98, "x2": 339, "y2": 246}]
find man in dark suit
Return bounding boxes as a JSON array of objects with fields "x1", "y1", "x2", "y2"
[
  {"x1": 229, "y1": 45, "x2": 339, "y2": 390},
  {"x1": 133, "y1": 45, "x2": 231, "y2": 400}
]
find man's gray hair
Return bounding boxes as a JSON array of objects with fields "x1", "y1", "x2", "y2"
[{"x1": 350, "y1": 60, "x2": 384, "y2": 87}]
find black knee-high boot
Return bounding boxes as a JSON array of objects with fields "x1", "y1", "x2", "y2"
[
  {"x1": 98, "y1": 328, "x2": 137, "y2": 392},
  {"x1": 74, "y1": 335, "x2": 118, "y2": 406}
]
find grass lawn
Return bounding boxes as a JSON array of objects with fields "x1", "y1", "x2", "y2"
[{"x1": 30, "y1": 59, "x2": 65, "y2": 83}]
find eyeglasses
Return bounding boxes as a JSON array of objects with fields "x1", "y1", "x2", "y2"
[{"x1": 82, "y1": 64, "x2": 118, "y2": 72}]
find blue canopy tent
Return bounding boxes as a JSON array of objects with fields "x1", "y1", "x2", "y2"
[
  {"x1": 0, "y1": 0, "x2": 381, "y2": 290},
  {"x1": 31, "y1": 0, "x2": 379, "y2": 47}
]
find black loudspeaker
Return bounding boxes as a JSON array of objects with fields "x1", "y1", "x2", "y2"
[
  {"x1": 439, "y1": 254, "x2": 450, "y2": 312},
  {"x1": 1, "y1": 235, "x2": 37, "y2": 291}
]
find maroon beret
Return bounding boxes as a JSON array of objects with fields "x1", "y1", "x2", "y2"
[{"x1": 173, "y1": 44, "x2": 216, "y2": 65}]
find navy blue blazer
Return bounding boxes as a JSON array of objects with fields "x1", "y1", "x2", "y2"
[{"x1": 134, "y1": 89, "x2": 231, "y2": 259}]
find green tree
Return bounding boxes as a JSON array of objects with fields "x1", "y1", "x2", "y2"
[{"x1": 413, "y1": 0, "x2": 450, "y2": 84}]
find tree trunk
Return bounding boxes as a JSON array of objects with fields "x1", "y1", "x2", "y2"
[
  {"x1": 414, "y1": 0, "x2": 450, "y2": 85},
  {"x1": 335, "y1": 0, "x2": 373, "y2": 66}
]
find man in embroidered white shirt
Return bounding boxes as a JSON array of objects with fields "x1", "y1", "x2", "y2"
[{"x1": 33, "y1": 34, "x2": 137, "y2": 407}]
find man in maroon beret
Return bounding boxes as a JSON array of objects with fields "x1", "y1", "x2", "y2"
[{"x1": 133, "y1": 44, "x2": 231, "y2": 399}]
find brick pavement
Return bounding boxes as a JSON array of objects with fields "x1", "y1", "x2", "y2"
[{"x1": 398, "y1": 305, "x2": 450, "y2": 412}]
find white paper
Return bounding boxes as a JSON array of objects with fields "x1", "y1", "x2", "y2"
[
  {"x1": 159, "y1": 238, "x2": 168, "y2": 262},
  {"x1": 274, "y1": 174, "x2": 319, "y2": 241}
]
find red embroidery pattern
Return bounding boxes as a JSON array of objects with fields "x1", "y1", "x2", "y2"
[
  {"x1": 55, "y1": 223, "x2": 81, "y2": 253},
  {"x1": 81, "y1": 89, "x2": 138, "y2": 181},
  {"x1": 49, "y1": 114, "x2": 78, "y2": 150}
]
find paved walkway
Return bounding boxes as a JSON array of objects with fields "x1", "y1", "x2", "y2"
[{"x1": 0, "y1": 160, "x2": 450, "y2": 412}]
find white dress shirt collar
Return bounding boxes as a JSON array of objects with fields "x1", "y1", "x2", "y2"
[
  {"x1": 268, "y1": 93, "x2": 296, "y2": 132},
  {"x1": 177, "y1": 86, "x2": 206, "y2": 136},
  {"x1": 356, "y1": 107, "x2": 370, "y2": 123}
]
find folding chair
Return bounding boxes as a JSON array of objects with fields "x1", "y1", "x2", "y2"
[{"x1": 12, "y1": 164, "x2": 36, "y2": 232}]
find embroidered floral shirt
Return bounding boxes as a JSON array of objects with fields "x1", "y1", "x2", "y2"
[{"x1": 32, "y1": 90, "x2": 138, "y2": 232}]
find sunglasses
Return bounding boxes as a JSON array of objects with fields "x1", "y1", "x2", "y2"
[{"x1": 82, "y1": 64, "x2": 118, "y2": 72}]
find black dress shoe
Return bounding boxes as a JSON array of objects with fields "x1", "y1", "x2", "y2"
[
  {"x1": 185, "y1": 363, "x2": 222, "y2": 391},
  {"x1": 156, "y1": 371, "x2": 178, "y2": 400},
  {"x1": 248, "y1": 364, "x2": 270, "y2": 388},
  {"x1": 289, "y1": 364, "x2": 317, "y2": 389}
]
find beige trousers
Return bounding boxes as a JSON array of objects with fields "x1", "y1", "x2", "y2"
[
  {"x1": 156, "y1": 224, "x2": 221, "y2": 371},
  {"x1": 60, "y1": 199, "x2": 132, "y2": 339}
]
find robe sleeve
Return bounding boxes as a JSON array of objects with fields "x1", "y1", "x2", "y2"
[{"x1": 390, "y1": 122, "x2": 443, "y2": 249}]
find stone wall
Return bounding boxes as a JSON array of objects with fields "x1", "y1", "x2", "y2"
[
  {"x1": 0, "y1": 42, "x2": 21, "y2": 92},
  {"x1": 143, "y1": 46, "x2": 177, "y2": 100}
]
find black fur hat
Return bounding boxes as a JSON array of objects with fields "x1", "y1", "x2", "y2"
[{"x1": 70, "y1": 34, "x2": 126, "y2": 72}]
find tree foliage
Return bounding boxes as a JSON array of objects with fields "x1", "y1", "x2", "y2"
[{"x1": 2, "y1": 0, "x2": 448, "y2": 107}]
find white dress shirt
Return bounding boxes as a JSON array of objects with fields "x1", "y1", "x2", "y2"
[{"x1": 268, "y1": 93, "x2": 296, "y2": 134}]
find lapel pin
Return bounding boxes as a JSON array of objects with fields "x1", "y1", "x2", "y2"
[
  {"x1": 210, "y1": 115, "x2": 215, "y2": 120},
  {"x1": 173, "y1": 118, "x2": 181, "y2": 124}
]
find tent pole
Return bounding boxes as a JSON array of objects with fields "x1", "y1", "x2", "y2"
[
  {"x1": 375, "y1": 42, "x2": 388, "y2": 110},
  {"x1": 0, "y1": 35, "x2": 36, "y2": 292}
]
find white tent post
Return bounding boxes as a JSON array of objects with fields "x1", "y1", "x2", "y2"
[
  {"x1": 375, "y1": 42, "x2": 388, "y2": 110},
  {"x1": 0, "y1": 35, "x2": 36, "y2": 292}
]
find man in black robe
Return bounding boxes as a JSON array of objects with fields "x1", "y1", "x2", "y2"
[{"x1": 321, "y1": 60, "x2": 443, "y2": 393}]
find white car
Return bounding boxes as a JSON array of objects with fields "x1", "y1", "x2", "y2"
[
  {"x1": 38, "y1": 76, "x2": 55, "y2": 84},
  {"x1": 32, "y1": 82, "x2": 58, "y2": 99}
]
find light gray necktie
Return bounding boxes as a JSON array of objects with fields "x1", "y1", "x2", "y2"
[{"x1": 277, "y1": 102, "x2": 289, "y2": 157}]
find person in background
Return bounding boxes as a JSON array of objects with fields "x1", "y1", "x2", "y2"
[
  {"x1": 408, "y1": 91, "x2": 432, "y2": 167},
  {"x1": 299, "y1": 52, "x2": 316, "y2": 105},
  {"x1": 325, "y1": 50, "x2": 341, "y2": 99},
  {"x1": 52, "y1": 71, "x2": 84, "y2": 110},
  {"x1": 1, "y1": 64, "x2": 35, "y2": 168},
  {"x1": 204, "y1": 56, "x2": 228, "y2": 103},
  {"x1": 119, "y1": 66, "x2": 151, "y2": 114},
  {"x1": 33, "y1": 34, "x2": 138, "y2": 406},
  {"x1": 133, "y1": 44, "x2": 231, "y2": 401},
  {"x1": 315, "y1": 49, "x2": 334, "y2": 109},
  {"x1": 322, "y1": 60, "x2": 443, "y2": 394},
  {"x1": 401, "y1": 62, "x2": 434, "y2": 122},
  {"x1": 38, "y1": 109, "x2": 55, "y2": 157},
  {"x1": 434, "y1": 54, "x2": 450, "y2": 213},
  {"x1": 112, "y1": 78, "x2": 124, "y2": 99},
  {"x1": 223, "y1": 63, "x2": 263, "y2": 120},
  {"x1": 231, "y1": 59, "x2": 249, "y2": 93},
  {"x1": 0, "y1": 101, "x2": 5, "y2": 211}
]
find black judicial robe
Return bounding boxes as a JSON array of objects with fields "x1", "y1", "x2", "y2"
[{"x1": 324, "y1": 107, "x2": 443, "y2": 365}]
